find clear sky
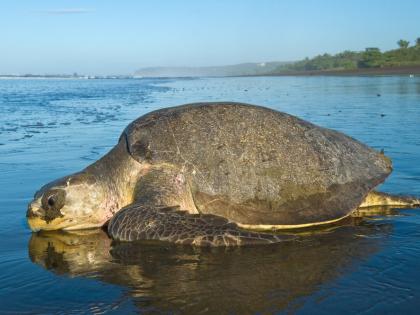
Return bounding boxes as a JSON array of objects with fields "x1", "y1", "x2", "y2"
[{"x1": 2, "y1": 0, "x2": 420, "y2": 75}]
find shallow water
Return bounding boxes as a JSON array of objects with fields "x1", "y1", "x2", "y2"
[{"x1": 1, "y1": 76, "x2": 420, "y2": 314}]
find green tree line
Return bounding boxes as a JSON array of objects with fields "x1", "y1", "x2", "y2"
[{"x1": 273, "y1": 38, "x2": 420, "y2": 73}]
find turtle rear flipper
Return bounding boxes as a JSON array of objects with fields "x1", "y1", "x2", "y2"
[
  {"x1": 108, "y1": 205, "x2": 293, "y2": 246},
  {"x1": 360, "y1": 191, "x2": 420, "y2": 208}
]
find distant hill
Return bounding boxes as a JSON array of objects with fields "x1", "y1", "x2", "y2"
[
  {"x1": 134, "y1": 62, "x2": 291, "y2": 77},
  {"x1": 135, "y1": 38, "x2": 420, "y2": 78}
]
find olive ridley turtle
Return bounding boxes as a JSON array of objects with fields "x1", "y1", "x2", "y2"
[{"x1": 27, "y1": 103, "x2": 420, "y2": 246}]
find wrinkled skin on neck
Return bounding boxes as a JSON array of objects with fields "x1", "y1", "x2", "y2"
[{"x1": 27, "y1": 138, "x2": 145, "y2": 231}]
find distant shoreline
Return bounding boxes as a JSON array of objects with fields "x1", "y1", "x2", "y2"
[
  {"x1": 250, "y1": 65, "x2": 420, "y2": 77},
  {"x1": 1, "y1": 65, "x2": 420, "y2": 80},
  {"x1": 0, "y1": 75, "x2": 134, "y2": 80}
]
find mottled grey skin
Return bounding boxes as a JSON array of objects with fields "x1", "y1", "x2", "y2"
[{"x1": 29, "y1": 102, "x2": 408, "y2": 246}]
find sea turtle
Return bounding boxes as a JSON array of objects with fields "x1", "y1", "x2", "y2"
[{"x1": 27, "y1": 102, "x2": 420, "y2": 246}]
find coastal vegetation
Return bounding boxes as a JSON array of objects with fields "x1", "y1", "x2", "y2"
[{"x1": 272, "y1": 38, "x2": 420, "y2": 74}]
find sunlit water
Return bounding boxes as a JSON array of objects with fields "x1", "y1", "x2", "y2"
[{"x1": 0, "y1": 76, "x2": 420, "y2": 314}]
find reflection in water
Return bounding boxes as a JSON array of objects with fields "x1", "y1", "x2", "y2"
[{"x1": 29, "y1": 213, "x2": 395, "y2": 314}]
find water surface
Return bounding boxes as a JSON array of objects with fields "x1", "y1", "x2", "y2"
[{"x1": 1, "y1": 76, "x2": 420, "y2": 314}]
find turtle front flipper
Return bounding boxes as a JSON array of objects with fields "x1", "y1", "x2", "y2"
[
  {"x1": 108, "y1": 205, "x2": 293, "y2": 246},
  {"x1": 107, "y1": 166, "x2": 293, "y2": 246}
]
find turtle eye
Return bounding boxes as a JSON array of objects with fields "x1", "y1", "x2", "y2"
[
  {"x1": 47, "y1": 196, "x2": 56, "y2": 207},
  {"x1": 42, "y1": 189, "x2": 66, "y2": 211}
]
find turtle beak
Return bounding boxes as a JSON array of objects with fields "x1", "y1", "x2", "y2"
[
  {"x1": 27, "y1": 202, "x2": 44, "y2": 232},
  {"x1": 27, "y1": 200, "x2": 42, "y2": 219},
  {"x1": 26, "y1": 200, "x2": 66, "y2": 231}
]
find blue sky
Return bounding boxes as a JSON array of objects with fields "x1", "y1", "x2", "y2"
[{"x1": 1, "y1": 0, "x2": 420, "y2": 75}]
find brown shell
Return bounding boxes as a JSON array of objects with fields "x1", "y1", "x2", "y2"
[{"x1": 124, "y1": 102, "x2": 392, "y2": 226}]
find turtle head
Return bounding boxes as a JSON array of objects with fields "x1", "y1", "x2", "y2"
[
  {"x1": 27, "y1": 172, "x2": 116, "y2": 231},
  {"x1": 27, "y1": 137, "x2": 145, "y2": 232}
]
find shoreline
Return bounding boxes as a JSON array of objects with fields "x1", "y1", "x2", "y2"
[
  {"x1": 254, "y1": 65, "x2": 420, "y2": 77},
  {"x1": 2, "y1": 65, "x2": 420, "y2": 80}
]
